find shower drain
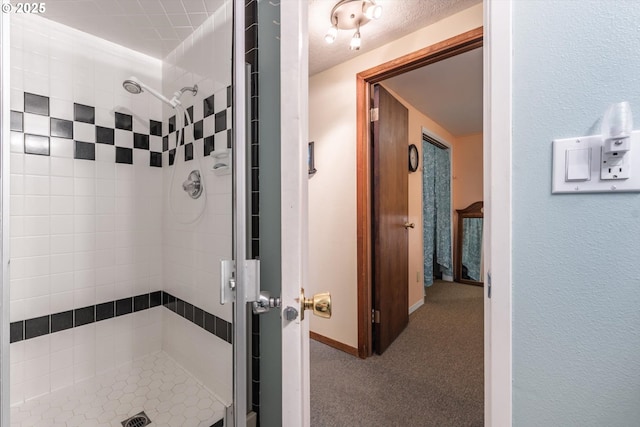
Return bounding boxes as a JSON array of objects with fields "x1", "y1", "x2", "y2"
[{"x1": 121, "y1": 411, "x2": 151, "y2": 427}]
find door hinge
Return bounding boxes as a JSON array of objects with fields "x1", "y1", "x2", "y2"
[
  {"x1": 370, "y1": 107, "x2": 379, "y2": 122},
  {"x1": 372, "y1": 309, "x2": 380, "y2": 324},
  {"x1": 487, "y1": 272, "x2": 492, "y2": 299}
]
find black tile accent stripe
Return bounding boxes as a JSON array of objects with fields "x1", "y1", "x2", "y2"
[
  {"x1": 96, "y1": 302, "x2": 114, "y2": 321},
  {"x1": 51, "y1": 310, "x2": 73, "y2": 333},
  {"x1": 115, "y1": 112, "x2": 133, "y2": 131},
  {"x1": 74, "y1": 103, "x2": 95, "y2": 124},
  {"x1": 50, "y1": 118, "x2": 73, "y2": 139},
  {"x1": 24, "y1": 134, "x2": 50, "y2": 156},
  {"x1": 150, "y1": 152, "x2": 162, "y2": 168},
  {"x1": 11, "y1": 110, "x2": 23, "y2": 132},
  {"x1": 74, "y1": 306, "x2": 95, "y2": 326},
  {"x1": 134, "y1": 133, "x2": 149, "y2": 150},
  {"x1": 25, "y1": 316, "x2": 49, "y2": 340},
  {"x1": 24, "y1": 92, "x2": 49, "y2": 116},
  {"x1": 75, "y1": 140, "x2": 95, "y2": 160},
  {"x1": 8, "y1": 291, "x2": 233, "y2": 345},
  {"x1": 10, "y1": 291, "x2": 233, "y2": 344},
  {"x1": 96, "y1": 126, "x2": 114, "y2": 145},
  {"x1": 204, "y1": 94, "x2": 215, "y2": 118},
  {"x1": 116, "y1": 297, "x2": 133, "y2": 316},
  {"x1": 10, "y1": 321, "x2": 24, "y2": 343},
  {"x1": 116, "y1": 147, "x2": 133, "y2": 164},
  {"x1": 150, "y1": 119, "x2": 162, "y2": 136}
]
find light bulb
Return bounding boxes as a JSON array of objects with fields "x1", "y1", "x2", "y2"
[
  {"x1": 364, "y1": 3, "x2": 382, "y2": 20},
  {"x1": 350, "y1": 29, "x2": 361, "y2": 50},
  {"x1": 324, "y1": 25, "x2": 337, "y2": 44},
  {"x1": 602, "y1": 101, "x2": 633, "y2": 141}
]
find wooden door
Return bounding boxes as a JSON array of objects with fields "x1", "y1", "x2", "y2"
[{"x1": 372, "y1": 85, "x2": 409, "y2": 354}]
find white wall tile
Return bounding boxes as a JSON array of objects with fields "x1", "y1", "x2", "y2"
[
  {"x1": 24, "y1": 175, "x2": 49, "y2": 195},
  {"x1": 49, "y1": 98, "x2": 74, "y2": 121},
  {"x1": 50, "y1": 254, "x2": 74, "y2": 275},
  {"x1": 23, "y1": 113, "x2": 50, "y2": 137},
  {"x1": 50, "y1": 157, "x2": 74, "y2": 177},
  {"x1": 50, "y1": 290, "x2": 74, "y2": 313},
  {"x1": 23, "y1": 295, "x2": 50, "y2": 319},
  {"x1": 50, "y1": 196, "x2": 74, "y2": 215},
  {"x1": 73, "y1": 122, "x2": 96, "y2": 143},
  {"x1": 11, "y1": 131, "x2": 24, "y2": 153},
  {"x1": 50, "y1": 137, "x2": 74, "y2": 158},
  {"x1": 74, "y1": 160, "x2": 96, "y2": 179},
  {"x1": 24, "y1": 196, "x2": 50, "y2": 216},
  {"x1": 50, "y1": 272, "x2": 74, "y2": 294},
  {"x1": 115, "y1": 129, "x2": 133, "y2": 148},
  {"x1": 50, "y1": 215, "x2": 74, "y2": 235}
]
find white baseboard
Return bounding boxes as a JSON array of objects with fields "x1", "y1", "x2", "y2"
[{"x1": 409, "y1": 299, "x2": 424, "y2": 315}]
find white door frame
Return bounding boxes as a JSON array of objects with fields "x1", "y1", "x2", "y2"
[
  {"x1": 484, "y1": 0, "x2": 513, "y2": 426},
  {"x1": 278, "y1": 0, "x2": 513, "y2": 425},
  {"x1": 280, "y1": 1, "x2": 311, "y2": 426}
]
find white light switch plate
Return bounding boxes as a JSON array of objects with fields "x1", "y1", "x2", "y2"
[{"x1": 552, "y1": 130, "x2": 640, "y2": 193}]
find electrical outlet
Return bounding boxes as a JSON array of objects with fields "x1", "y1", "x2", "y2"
[{"x1": 601, "y1": 147, "x2": 630, "y2": 180}]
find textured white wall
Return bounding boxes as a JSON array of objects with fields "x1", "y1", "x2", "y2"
[
  {"x1": 308, "y1": 3, "x2": 483, "y2": 348},
  {"x1": 512, "y1": 1, "x2": 640, "y2": 424}
]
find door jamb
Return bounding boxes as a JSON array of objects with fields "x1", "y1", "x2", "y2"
[{"x1": 355, "y1": 26, "x2": 484, "y2": 359}]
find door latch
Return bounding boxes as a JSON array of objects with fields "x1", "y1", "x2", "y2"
[{"x1": 252, "y1": 291, "x2": 281, "y2": 314}]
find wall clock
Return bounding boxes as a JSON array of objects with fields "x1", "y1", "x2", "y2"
[{"x1": 408, "y1": 144, "x2": 419, "y2": 172}]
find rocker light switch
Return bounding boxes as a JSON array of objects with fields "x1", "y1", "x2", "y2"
[{"x1": 565, "y1": 148, "x2": 591, "y2": 181}]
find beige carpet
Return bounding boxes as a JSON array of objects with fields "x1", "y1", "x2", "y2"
[{"x1": 310, "y1": 280, "x2": 484, "y2": 426}]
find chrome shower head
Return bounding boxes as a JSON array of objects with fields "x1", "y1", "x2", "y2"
[
  {"x1": 123, "y1": 79, "x2": 142, "y2": 94},
  {"x1": 122, "y1": 76, "x2": 178, "y2": 107}
]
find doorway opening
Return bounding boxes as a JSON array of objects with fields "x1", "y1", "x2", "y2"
[{"x1": 356, "y1": 27, "x2": 484, "y2": 358}]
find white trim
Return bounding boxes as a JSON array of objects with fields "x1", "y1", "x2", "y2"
[
  {"x1": 484, "y1": 1, "x2": 513, "y2": 426},
  {"x1": 0, "y1": 12, "x2": 10, "y2": 427},
  {"x1": 409, "y1": 298, "x2": 424, "y2": 315},
  {"x1": 420, "y1": 127, "x2": 455, "y2": 283},
  {"x1": 280, "y1": 1, "x2": 310, "y2": 426}
]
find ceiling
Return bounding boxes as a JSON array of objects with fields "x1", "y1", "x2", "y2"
[
  {"x1": 39, "y1": 0, "x2": 482, "y2": 135},
  {"x1": 308, "y1": 0, "x2": 481, "y2": 75},
  {"x1": 39, "y1": 0, "x2": 225, "y2": 59},
  {"x1": 383, "y1": 47, "x2": 483, "y2": 137}
]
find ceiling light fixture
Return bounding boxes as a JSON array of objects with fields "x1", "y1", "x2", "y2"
[{"x1": 324, "y1": 0, "x2": 382, "y2": 50}]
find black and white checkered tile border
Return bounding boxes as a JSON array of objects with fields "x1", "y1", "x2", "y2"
[
  {"x1": 10, "y1": 88, "x2": 232, "y2": 168},
  {"x1": 9, "y1": 290, "x2": 233, "y2": 346}
]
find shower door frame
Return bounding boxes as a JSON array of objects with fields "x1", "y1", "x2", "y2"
[
  {"x1": 0, "y1": 10, "x2": 10, "y2": 427},
  {"x1": 0, "y1": 4, "x2": 251, "y2": 425}
]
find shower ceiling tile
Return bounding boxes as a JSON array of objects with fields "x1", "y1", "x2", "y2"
[
  {"x1": 160, "y1": 0, "x2": 187, "y2": 14},
  {"x1": 139, "y1": 0, "x2": 166, "y2": 15},
  {"x1": 188, "y1": 13, "x2": 208, "y2": 29},
  {"x1": 39, "y1": 0, "x2": 221, "y2": 59},
  {"x1": 182, "y1": 0, "x2": 207, "y2": 14},
  {"x1": 168, "y1": 14, "x2": 192, "y2": 27}
]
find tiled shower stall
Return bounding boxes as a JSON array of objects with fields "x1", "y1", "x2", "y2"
[{"x1": 7, "y1": 2, "x2": 234, "y2": 425}]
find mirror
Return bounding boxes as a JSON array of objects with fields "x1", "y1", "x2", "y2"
[{"x1": 455, "y1": 201, "x2": 484, "y2": 286}]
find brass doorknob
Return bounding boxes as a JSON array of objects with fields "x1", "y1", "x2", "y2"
[
  {"x1": 403, "y1": 222, "x2": 415, "y2": 229},
  {"x1": 299, "y1": 288, "x2": 331, "y2": 320}
]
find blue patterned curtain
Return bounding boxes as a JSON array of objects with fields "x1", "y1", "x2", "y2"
[{"x1": 422, "y1": 141, "x2": 452, "y2": 287}]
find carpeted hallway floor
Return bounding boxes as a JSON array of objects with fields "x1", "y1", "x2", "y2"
[{"x1": 310, "y1": 280, "x2": 484, "y2": 427}]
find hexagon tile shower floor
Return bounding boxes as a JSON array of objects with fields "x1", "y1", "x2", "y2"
[{"x1": 10, "y1": 352, "x2": 226, "y2": 427}]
